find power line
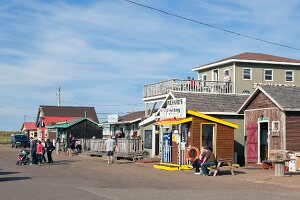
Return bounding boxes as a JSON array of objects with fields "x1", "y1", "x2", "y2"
[
  {"x1": 123, "y1": 0, "x2": 300, "y2": 51},
  {"x1": 61, "y1": 100, "x2": 143, "y2": 107}
]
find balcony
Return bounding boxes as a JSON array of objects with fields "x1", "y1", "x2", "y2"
[{"x1": 143, "y1": 79, "x2": 233, "y2": 99}]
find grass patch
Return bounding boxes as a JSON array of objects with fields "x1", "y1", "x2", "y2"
[{"x1": 0, "y1": 131, "x2": 14, "y2": 144}]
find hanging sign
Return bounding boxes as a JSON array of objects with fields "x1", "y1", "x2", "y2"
[
  {"x1": 165, "y1": 98, "x2": 186, "y2": 119},
  {"x1": 107, "y1": 114, "x2": 118, "y2": 123}
]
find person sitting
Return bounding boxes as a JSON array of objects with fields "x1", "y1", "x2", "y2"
[
  {"x1": 201, "y1": 146, "x2": 216, "y2": 176},
  {"x1": 192, "y1": 146, "x2": 205, "y2": 175}
]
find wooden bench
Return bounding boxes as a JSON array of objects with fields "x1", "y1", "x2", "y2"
[{"x1": 208, "y1": 159, "x2": 235, "y2": 176}]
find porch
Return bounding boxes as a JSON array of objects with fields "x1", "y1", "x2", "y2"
[{"x1": 143, "y1": 79, "x2": 233, "y2": 99}]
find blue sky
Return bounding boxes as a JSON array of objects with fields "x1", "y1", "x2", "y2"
[{"x1": 1, "y1": 0, "x2": 300, "y2": 130}]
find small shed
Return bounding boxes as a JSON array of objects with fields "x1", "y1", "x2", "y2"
[
  {"x1": 47, "y1": 117, "x2": 103, "y2": 141},
  {"x1": 157, "y1": 110, "x2": 238, "y2": 164},
  {"x1": 238, "y1": 85, "x2": 300, "y2": 164}
]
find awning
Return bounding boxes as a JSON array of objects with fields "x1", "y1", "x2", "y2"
[{"x1": 157, "y1": 117, "x2": 193, "y2": 125}]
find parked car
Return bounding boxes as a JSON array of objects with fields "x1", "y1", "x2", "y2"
[{"x1": 11, "y1": 134, "x2": 30, "y2": 148}]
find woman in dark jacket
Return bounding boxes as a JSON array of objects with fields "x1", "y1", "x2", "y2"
[{"x1": 45, "y1": 139, "x2": 54, "y2": 163}]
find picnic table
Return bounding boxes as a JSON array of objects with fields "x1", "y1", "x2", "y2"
[{"x1": 210, "y1": 159, "x2": 235, "y2": 176}]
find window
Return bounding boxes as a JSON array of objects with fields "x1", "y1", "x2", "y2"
[
  {"x1": 264, "y1": 69, "x2": 273, "y2": 81},
  {"x1": 202, "y1": 74, "x2": 207, "y2": 81},
  {"x1": 272, "y1": 121, "x2": 280, "y2": 132},
  {"x1": 243, "y1": 68, "x2": 251, "y2": 80},
  {"x1": 144, "y1": 130, "x2": 152, "y2": 149},
  {"x1": 285, "y1": 70, "x2": 294, "y2": 82},
  {"x1": 224, "y1": 69, "x2": 230, "y2": 81},
  {"x1": 224, "y1": 69, "x2": 230, "y2": 76}
]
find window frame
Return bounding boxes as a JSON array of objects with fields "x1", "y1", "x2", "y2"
[
  {"x1": 264, "y1": 69, "x2": 273, "y2": 81},
  {"x1": 224, "y1": 68, "x2": 230, "y2": 77},
  {"x1": 243, "y1": 68, "x2": 252, "y2": 80},
  {"x1": 285, "y1": 70, "x2": 294, "y2": 82}
]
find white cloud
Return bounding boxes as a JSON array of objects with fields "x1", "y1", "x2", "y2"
[{"x1": 0, "y1": 0, "x2": 300, "y2": 130}]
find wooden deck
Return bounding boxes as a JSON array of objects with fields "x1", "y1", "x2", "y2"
[{"x1": 143, "y1": 79, "x2": 233, "y2": 99}]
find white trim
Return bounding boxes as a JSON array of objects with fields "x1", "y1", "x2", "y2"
[
  {"x1": 285, "y1": 70, "x2": 294, "y2": 82},
  {"x1": 151, "y1": 125, "x2": 156, "y2": 157},
  {"x1": 233, "y1": 63, "x2": 236, "y2": 93},
  {"x1": 283, "y1": 111, "x2": 286, "y2": 151},
  {"x1": 243, "y1": 68, "x2": 252, "y2": 80},
  {"x1": 257, "y1": 120, "x2": 269, "y2": 164},
  {"x1": 139, "y1": 115, "x2": 155, "y2": 127},
  {"x1": 244, "y1": 107, "x2": 279, "y2": 112},
  {"x1": 237, "y1": 86, "x2": 284, "y2": 114},
  {"x1": 192, "y1": 58, "x2": 300, "y2": 71},
  {"x1": 143, "y1": 95, "x2": 168, "y2": 102},
  {"x1": 264, "y1": 69, "x2": 273, "y2": 81},
  {"x1": 202, "y1": 112, "x2": 243, "y2": 116},
  {"x1": 212, "y1": 69, "x2": 219, "y2": 81},
  {"x1": 202, "y1": 73, "x2": 207, "y2": 81}
]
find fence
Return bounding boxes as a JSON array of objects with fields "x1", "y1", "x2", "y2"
[
  {"x1": 143, "y1": 79, "x2": 233, "y2": 98},
  {"x1": 76, "y1": 138, "x2": 143, "y2": 154},
  {"x1": 161, "y1": 145, "x2": 190, "y2": 165}
]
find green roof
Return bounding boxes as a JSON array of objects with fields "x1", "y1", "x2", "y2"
[{"x1": 46, "y1": 118, "x2": 100, "y2": 129}]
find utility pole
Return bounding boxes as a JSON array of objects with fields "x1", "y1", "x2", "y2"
[{"x1": 56, "y1": 86, "x2": 61, "y2": 106}]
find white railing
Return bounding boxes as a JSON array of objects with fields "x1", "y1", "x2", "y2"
[
  {"x1": 161, "y1": 145, "x2": 191, "y2": 165},
  {"x1": 76, "y1": 138, "x2": 143, "y2": 153},
  {"x1": 143, "y1": 79, "x2": 233, "y2": 98},
  {"x1": 161, "y1": 145, "x2": 172, "y2": 163}
]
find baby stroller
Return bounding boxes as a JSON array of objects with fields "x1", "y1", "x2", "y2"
[{"x1": 16, "y1": 149, "x2": 30, "y2": 165}]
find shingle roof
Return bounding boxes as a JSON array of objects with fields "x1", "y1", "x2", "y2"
[
  {"x1": 259, "y1": 85, "x2": 300, "y2": 111},
  {"x1": 193, "y1": 52, "x2": 300, "y2": 71},
  {"x1": 172, "y1": 92, "x2": 249, "y2": 113},
  {"x1": 39, "y1": 105, "x2": 99, "y2": 123},
  {"x1": 118, "y1": 111, "x2": 145, "y2": 123}
]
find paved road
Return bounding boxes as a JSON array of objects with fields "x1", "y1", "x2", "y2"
[{"x1": 1, "y1": 145, "x2": 299, "y2": 200}]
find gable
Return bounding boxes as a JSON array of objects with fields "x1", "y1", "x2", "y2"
[{"x1": 245, "y1": 91, "x2": 277, "y2": 110}]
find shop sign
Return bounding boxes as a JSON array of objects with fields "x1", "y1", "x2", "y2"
[
  {"x1": 165, "y1": 98, "x2": 186, "y2": 119},
  {"x1": 107, "y1": 114, "x2": 118, "y2": 123}
]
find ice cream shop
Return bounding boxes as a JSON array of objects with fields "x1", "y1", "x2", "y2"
[{"x1": 155, "y1": 98, "x2": 238, "y2": 167}]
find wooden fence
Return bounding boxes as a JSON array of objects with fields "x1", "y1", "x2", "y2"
[{"x1": 76, "y1": 138, "x2": 143, "y2": 154}]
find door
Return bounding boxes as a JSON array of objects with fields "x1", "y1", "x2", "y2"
[
  {"x1": 201, "y1": 124, "x2": 215, "y2": 152},
  {"x1": 259, "y1": 122, "x2": 268, "y2": 162},
  {"x1": 246, "y1": 122, "x2": 258, "y2": 163},
  {"x1": 213, "y1": 69, "x2": 219, "y2": 81},
  {"x1": 155, "y1": 133, "x2": 159, "y2": 155}
]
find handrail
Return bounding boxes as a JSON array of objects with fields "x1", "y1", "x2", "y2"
[{"x1": 143, "y1": 79, "x2": 233, "y2": 98}]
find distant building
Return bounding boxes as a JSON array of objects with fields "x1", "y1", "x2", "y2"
[
  {"x1": 36, "y1": 105, "x2": 99, "y2": 140},
  {"x1": 21, "y1": 122, "x2": 37, "y2": 139}
]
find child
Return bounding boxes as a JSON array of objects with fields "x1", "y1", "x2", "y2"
[{"x1": 36, "y1": 140, "x2": 43, "y2": 166}]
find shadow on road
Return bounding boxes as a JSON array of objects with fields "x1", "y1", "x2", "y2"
[
  {"x1": 0, "y1": 171, "x2": 21, "y2": 176},
  {"x1": 0, "y1": 176, "x2": 31, "y2": 182},
  {"x1": 50, "y1": 159, "x2": 79, "y2": 165}
]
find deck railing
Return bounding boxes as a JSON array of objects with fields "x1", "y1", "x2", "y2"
[
  {"x1": 143, "y1": 79, "x2": 233, "y2": 98},
  {"x1": 76, "y1": 138, "x2": 143, "y2": 153}
]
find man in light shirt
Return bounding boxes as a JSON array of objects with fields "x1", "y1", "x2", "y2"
[{"x1": 104, "y1": 135, "x2": 116, "y2": 164}]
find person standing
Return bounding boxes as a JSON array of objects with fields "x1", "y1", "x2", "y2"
[
  {"x1": 41, "y1": 139, "x2": 47, "y2": 163},
  {"x1": 104, "y1": 135, "x2": 116, "y2": 164},
  {"x1": 201, "y1": 146, "x2": 216, "y2": 176},
  {"x1": 30, "y1": 137, "x2": 37, "y2": 165},
  {"x1": 45, "y1": 139, "x2": 54, "y2": 163},
  {"x1": 36, "y1": 140, "x2": 43, "y2": 166}
]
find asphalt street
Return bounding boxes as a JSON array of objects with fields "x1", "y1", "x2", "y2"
[{"x1": 0, "y1": 145, "x2": 299, "y2": 200}]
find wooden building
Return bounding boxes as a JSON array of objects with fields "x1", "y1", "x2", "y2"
[
  {"x1": 47, "y1": 118, "x2": 103, "y2": 141},
  {"x1": 157, "y1": 110, "x2": 238, "y2": 164},
  {"x1": 36, "y1": 105, "x2": 99, "y2": 139},
  {"x1": 238, "y1": 85, "x2": 300, "y2": 164}
]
